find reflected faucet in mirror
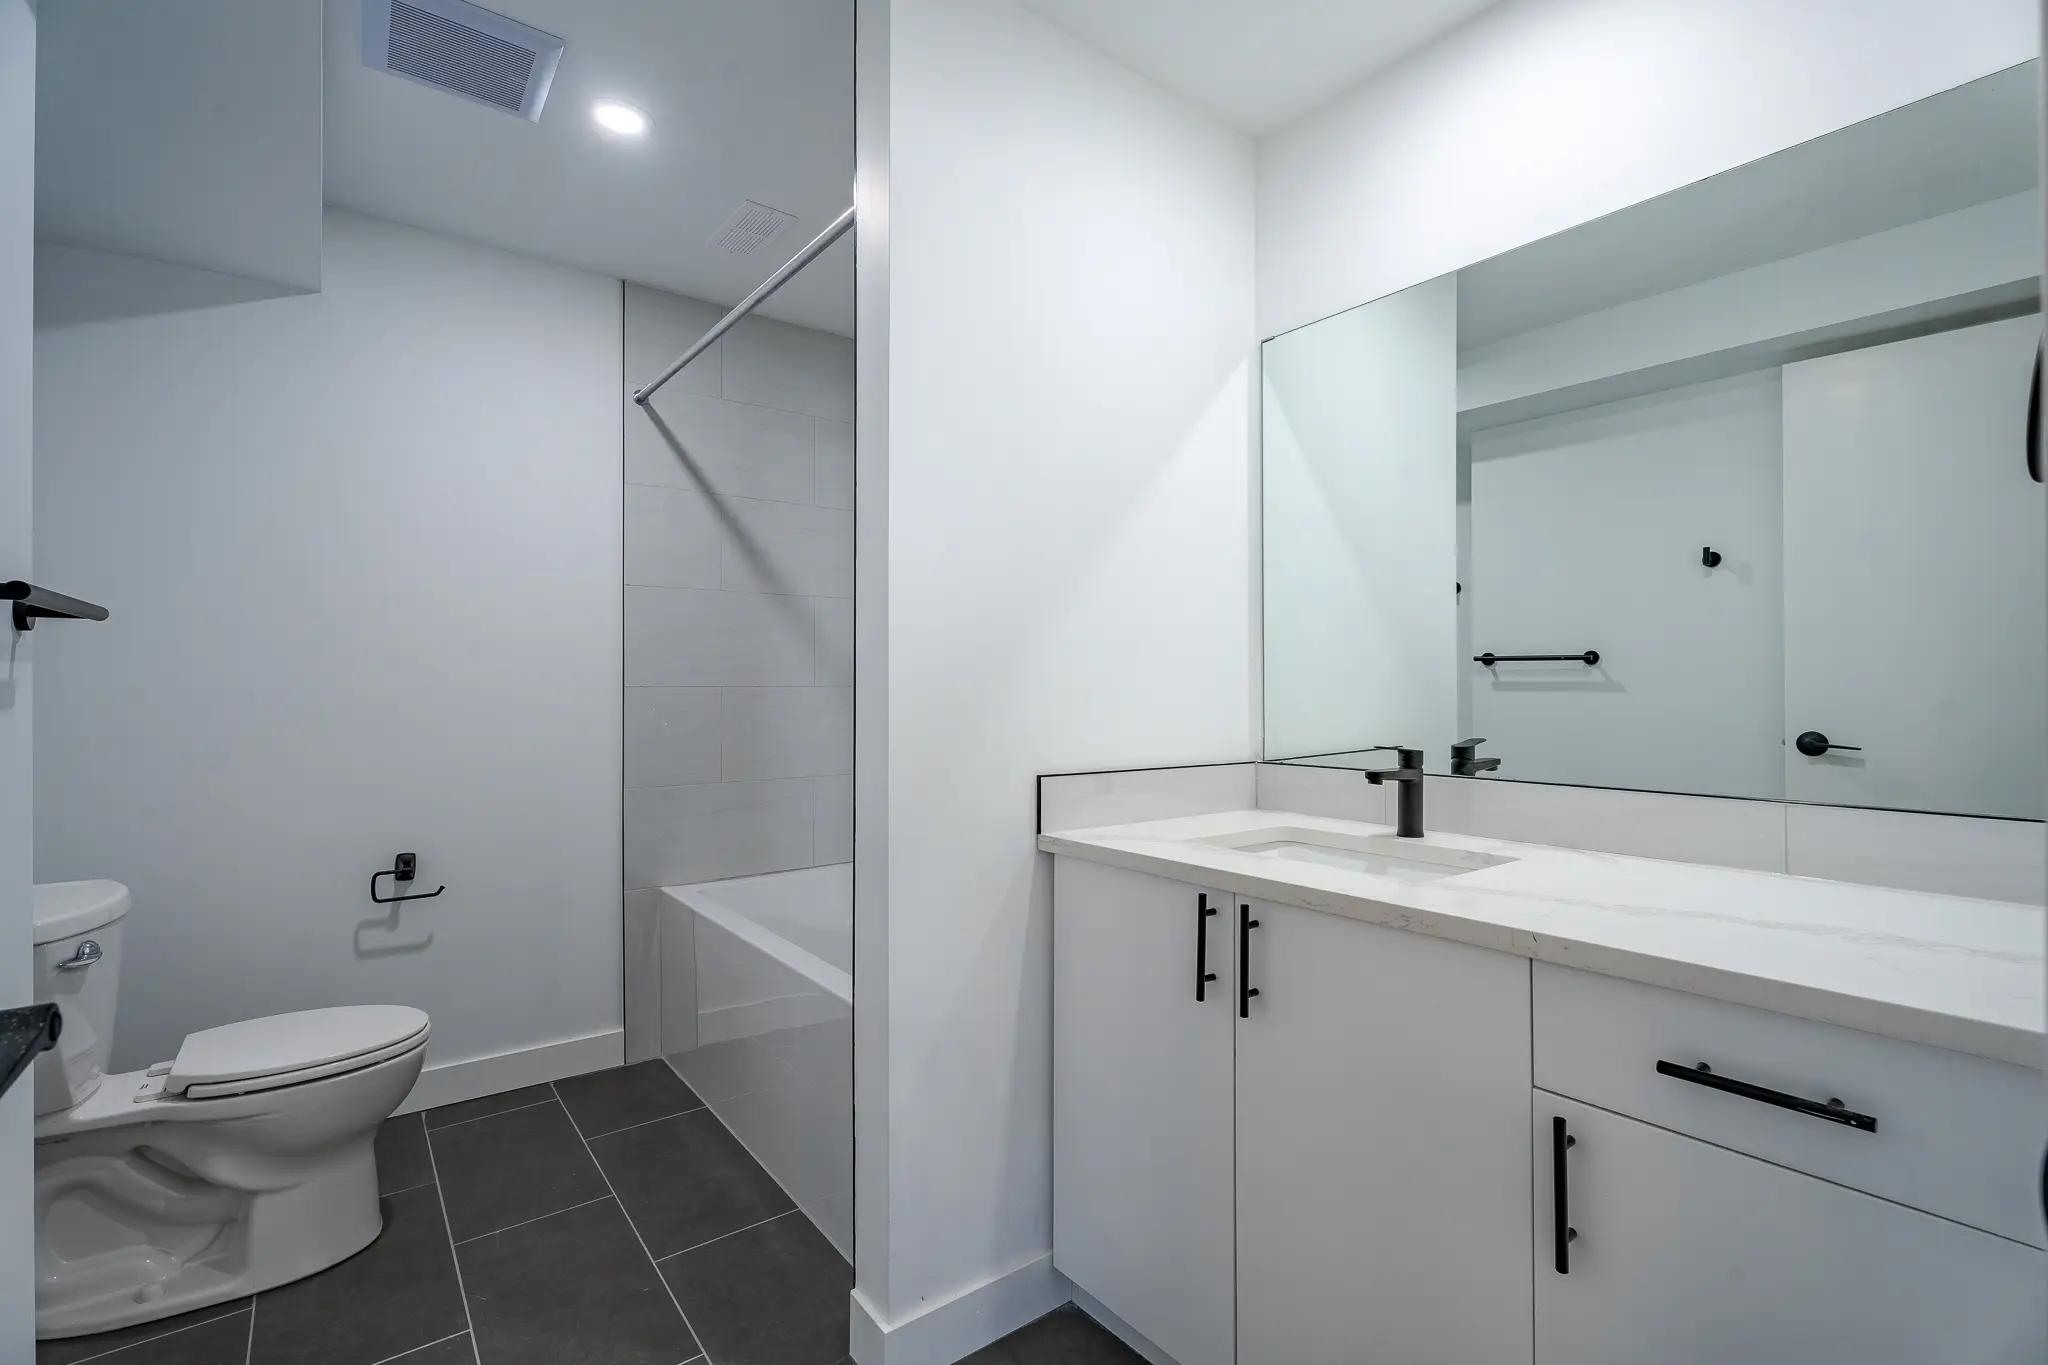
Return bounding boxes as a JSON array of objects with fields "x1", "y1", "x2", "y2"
[
  {"x1": 1364, "y1": 748, "x2": 1427, "y2": 838},
  {"x1": 1451, "y1": 738, "x2": 1501, "y2": 777}
]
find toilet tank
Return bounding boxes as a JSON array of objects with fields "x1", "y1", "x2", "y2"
[{"x1": 32, "y1": 880, "x2": 130, "y2": 1116}]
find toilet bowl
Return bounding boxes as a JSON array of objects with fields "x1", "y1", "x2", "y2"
[{"x1": 31, "y1": 880, "x2": 432, "y2": 1339}]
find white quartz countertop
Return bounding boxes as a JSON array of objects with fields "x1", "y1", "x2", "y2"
[{"x1": 1040, "y1": 809, "x2": 2046, "y2": 1069}]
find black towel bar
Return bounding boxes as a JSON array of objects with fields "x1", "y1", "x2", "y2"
[{"x1": 1475, "y1": 651, "x2": 1599, "y2": 667}]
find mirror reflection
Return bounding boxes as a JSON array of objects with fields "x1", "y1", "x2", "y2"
[{"x1": 1263, "y1": 62, "x2": 2044, "y2": 820}]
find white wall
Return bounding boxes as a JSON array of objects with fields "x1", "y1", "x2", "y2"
[
  {"x1": 1258, "y1": 0, "x2": 2038, "y2": 338},
  {"x1": 1263, "y1": 277, "x2": 1458, "y2": 761},
  {"x1": 1467, "y1": 373, "x2": 1785, "y2": 798},
  {"x1": 36, "y1": 0, "x2": 323, "y2": 293},
  {"x1": 33, "y1": 211, "x2": 625, "y2": 1094},
  {"x1": 0, "y1": 0, "x2": 36, "y2": 1351},
  {"x1": 857, "y1": 0, "x2": 1256, "y2": 1354}
]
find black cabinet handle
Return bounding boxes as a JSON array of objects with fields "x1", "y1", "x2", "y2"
[
  {"x1": 2029, "y1": 338, "x2": 2041, "y2": 483},
  {"x1": 1656, "y1": 1060, "x2": 1876, "y2": 1132},
  {"x1": 1552, "y1": 1116, "x2": 1577, "y2": 1274},
  {"x1": 1195, "y1": 894, "x2": 1218, "y2": 1002},
  {"x1": 1238, "y1": 904, "x2": 1260, "y2": 1018}
]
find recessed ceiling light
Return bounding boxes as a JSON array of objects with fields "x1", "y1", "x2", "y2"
[{"x1": 592, "y1": 100, "x2": 649, "y2": 137}]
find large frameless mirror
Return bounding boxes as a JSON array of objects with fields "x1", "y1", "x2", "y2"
[{"x1": 1263, "y1": 62, "x2": 2044, "y2": 821}]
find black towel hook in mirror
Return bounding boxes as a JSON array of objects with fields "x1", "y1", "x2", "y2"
[
  {"x1": 371, "y1": 852, "x2": 445, "y2": 905},
  {"x1": 1701, "y1": 546, "x2": 1722, "y2": 568}
]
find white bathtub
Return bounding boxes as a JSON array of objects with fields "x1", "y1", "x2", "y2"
[{"x1": 660, "y1": 864, "x2": 851, "y2": 1260}]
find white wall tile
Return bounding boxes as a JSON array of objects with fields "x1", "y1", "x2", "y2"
[
  {"x1": 813, "y1": 773, "x2": 854, "y2": 864},
  {"x1": 721, "y1": 498, "x2": 853, "y2": 599},
  {"x1": 722, "y1": 314, "x2": 855, "y2": 421},
  {"x1": 1254, "y1": 763, "x2": 1393, "y2": 825},
  {"x1": 813, "y1": 597, "x2": 852, "y2": 687},
  {"x1": 625, "y1": 586, "x2": 815, "y2": 687},
  {"x1": 626, "y1": 390, "x2": 816, "y2": 503},
  {"x1": 1038, "y1": 763, "x2": 1256, "y2": 833},
  {"x1": 623, "y1": 283, "x2": 725, "y2": 399},
  {"x1": 624, "y1": 484, "x2": 725, "y2": 589},
  {"x1": 815, "y1": 418, "x2": 852, "y2": 510},
  {"x1": 625, "y1": 687, "x2": 722, "y2": 788},
  {"x1": 722, "y1": 686, "x2": 854, "y2": 781},
  {"x1": 1423, "y1": 776, "x2": 1787, "y2": 872},
  {"x1": 623, "y1": 778, "x2": 816, "y2": 889},
  {"x1": 623, "y1": 888, "x2": 663, "y2": 1064},
  {"x1": 1786, "y1": 804, "x2": 2046, "y2": 904}
]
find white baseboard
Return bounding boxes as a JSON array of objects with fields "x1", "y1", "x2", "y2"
[
  {"x1": 1069, "y1": 1285, "x2": 1181, "y2": 1365},
  {"x1": 850, "y1": 1253, "x2": 1070, "y2": 1365},
  {"x1": 393, "y1": 1028, "x2": 624, "y2": 1116}
]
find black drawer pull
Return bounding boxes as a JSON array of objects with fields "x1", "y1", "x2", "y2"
[
  {"x1": 1238, "y1": 904, "x2": 1260, "y2": 1018},
  {"x1": 1656, "y1": 1060, "x2": 1877, "y2": 1132},
  {"x1": 1195, "y1": 894, "x2": 1218, "y2": 1002},
  {"x1": 1552, "y1": 1115, "x2": 1577, "y2": 1274}
]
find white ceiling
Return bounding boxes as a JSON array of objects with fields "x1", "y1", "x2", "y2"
[
  {"x1": 1458, "y1": 62, "x2": 2041, "y2": 350},
  {"x1": 323, "y1": 0, "x2": 854, "y2": 335},
  {"x1": 1015, "y1": 0, "x2": 1502, "y2": 134}
]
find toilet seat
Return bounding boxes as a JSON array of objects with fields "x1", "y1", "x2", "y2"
[{"x1": 167, "y1": 1006, "x2": 430, "y2": 1099}]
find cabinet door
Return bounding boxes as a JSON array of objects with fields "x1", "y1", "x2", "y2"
[
  {"x1": 1053, "y1": 859, "x2": 1235, "y2": 1365},
  {"x1": 1235, "y1": 899, "x2": 1532, "y2": 1364},
  {"x1": 1536, "y1": 1093, "x2": 2047, "y2": 1365}
]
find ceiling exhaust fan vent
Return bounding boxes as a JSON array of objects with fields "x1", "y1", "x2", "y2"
[
  {"x1": 362, "y1": 0, "x2": 564, "y2": 122},
  {"x1": 711, "y1": 201, "x2": 800, "y2": 255}
]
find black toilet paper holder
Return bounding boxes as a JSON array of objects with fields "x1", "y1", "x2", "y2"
[{"x1": 371, "y1": 853, "x2": 446, "y2": 905}]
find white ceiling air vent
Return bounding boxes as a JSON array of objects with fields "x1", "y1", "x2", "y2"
[
  {"x1": 711, "y1": 201, "x2": 800, "y2": 255},
  {"x1": 362, "y1": 0, "x2": 564, "y2": 122}
]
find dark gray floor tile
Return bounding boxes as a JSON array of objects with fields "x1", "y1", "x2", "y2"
[
  {"x1": 589, "y1": 1109, "x2": 793, "y2": 1258},
  {"x1": 377, "y1": 1112, "x2": 436, "y2": 1194},
  {"x1": 424, "y1": 1084, "x2": 556, "y2": 1130},
  {"x1": 658, "y1": 1212, "x2": 850, "y2": 1365},
  {"x1": 458, "y1": 1198, "x2": 698, "y2": 1365},
  {"x1": 429, "y1": 1100, "x2": 610, "y2": 1242},
  {"x1": 959, "y1": 1307, "x2": 1143, "y2": 1365},
  {"x1": 378, "y1": 1333, "x2": 473, "y2": 1363},
  {"x1": 52, "y1": 1311, "x2": 253, "y2": 1365},
  {"x1": 247, "y1": 1184, "x2": 468, "y2": 1365},
  {"x1": 37, "y1": 1300, "x2": 250, "y2": 1365},
  {"x1": 554, "y1": 1061, "x2": 702, "y2": 1138}
]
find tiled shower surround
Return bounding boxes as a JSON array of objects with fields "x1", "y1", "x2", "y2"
[{"x1": 620, "y1": 285, "x2": 853, "y2": 892}]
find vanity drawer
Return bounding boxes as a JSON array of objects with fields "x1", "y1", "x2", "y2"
[{"x1": 1533, "y1": 963, "x2": 2047, "y2": 1248}]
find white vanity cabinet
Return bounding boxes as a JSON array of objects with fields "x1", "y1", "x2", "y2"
[
  {"x1": 1234, "y1": 897, "x2": 1533, "y2": 1364},
  {"x1": 1535, "y1": 1095, "x2": 2047, "y2": 1365},
  {"x1": 1052, "y1": 858, "x2": 1236, "y2": 1365},
  {"x1": 1052, "y1": 858, "x2": 1533, "y2": 1365}
]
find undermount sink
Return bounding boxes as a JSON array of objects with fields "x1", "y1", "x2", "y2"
[{"x1": 1192, "y1": 827, "x2": 1514, "y2": 885}]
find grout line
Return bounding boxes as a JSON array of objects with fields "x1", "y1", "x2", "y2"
[
  {"x1": 552, "y1": 1081, "x2": 714, "y2": 1365},
  {"x1": 242, "y1": 1294, "x2": 255, "y2": 1365},
  {"x1": 424, "y1": 1119, "x2": 486, "y2": 1365},
  {"x1": 652, "y1": 1208, "x2": 798, "y2": 1264},
  {"x1": 451, "y1": 1195, "x2": 617, "y2": 1246},
  {"x1": 365, "y1": 1330, "x2": 471, "y2": 1365},
  {"x1": 580, "y1": 1104, "x2": 708, "y2": 1142},
  {"x1": 53, "y1": 1305, "x2": 254, "y2": 1365},
  {"x1": 382, "y1": 1179, "x2": 438, "y2": 1197},
  {"x1": 424, "y1": 1097, "x2": 559, "y2": 1132}
]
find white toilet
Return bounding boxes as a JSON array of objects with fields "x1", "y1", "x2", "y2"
[{"x1": 32, "y1": 879, "x2": 431, "y2": 1339}]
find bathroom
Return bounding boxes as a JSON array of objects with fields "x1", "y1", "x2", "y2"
[{"x1": 0, "y1": 1, "x2": 2043, "y2": 1364}]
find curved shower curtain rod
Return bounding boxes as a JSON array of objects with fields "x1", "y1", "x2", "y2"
[{"x1": 632, "y1": 204, "x2": 856, "y2": 406}]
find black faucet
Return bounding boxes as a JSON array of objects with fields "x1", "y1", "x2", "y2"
[
  {"x1": 1451, "y1": 738, "x2": 1501, "y2": 777},
  {"x1": 1364, "y1": 747, "x2": 1426, "y2": 838}
]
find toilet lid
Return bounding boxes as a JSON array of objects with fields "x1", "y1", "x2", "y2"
[{"x1": 168, "y1": 1006, "x2": 430, "y2": 1097}]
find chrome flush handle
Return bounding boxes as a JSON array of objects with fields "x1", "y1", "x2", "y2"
[{"x1": 54, "y1": 939, "x2": 102, "y2": 971}]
